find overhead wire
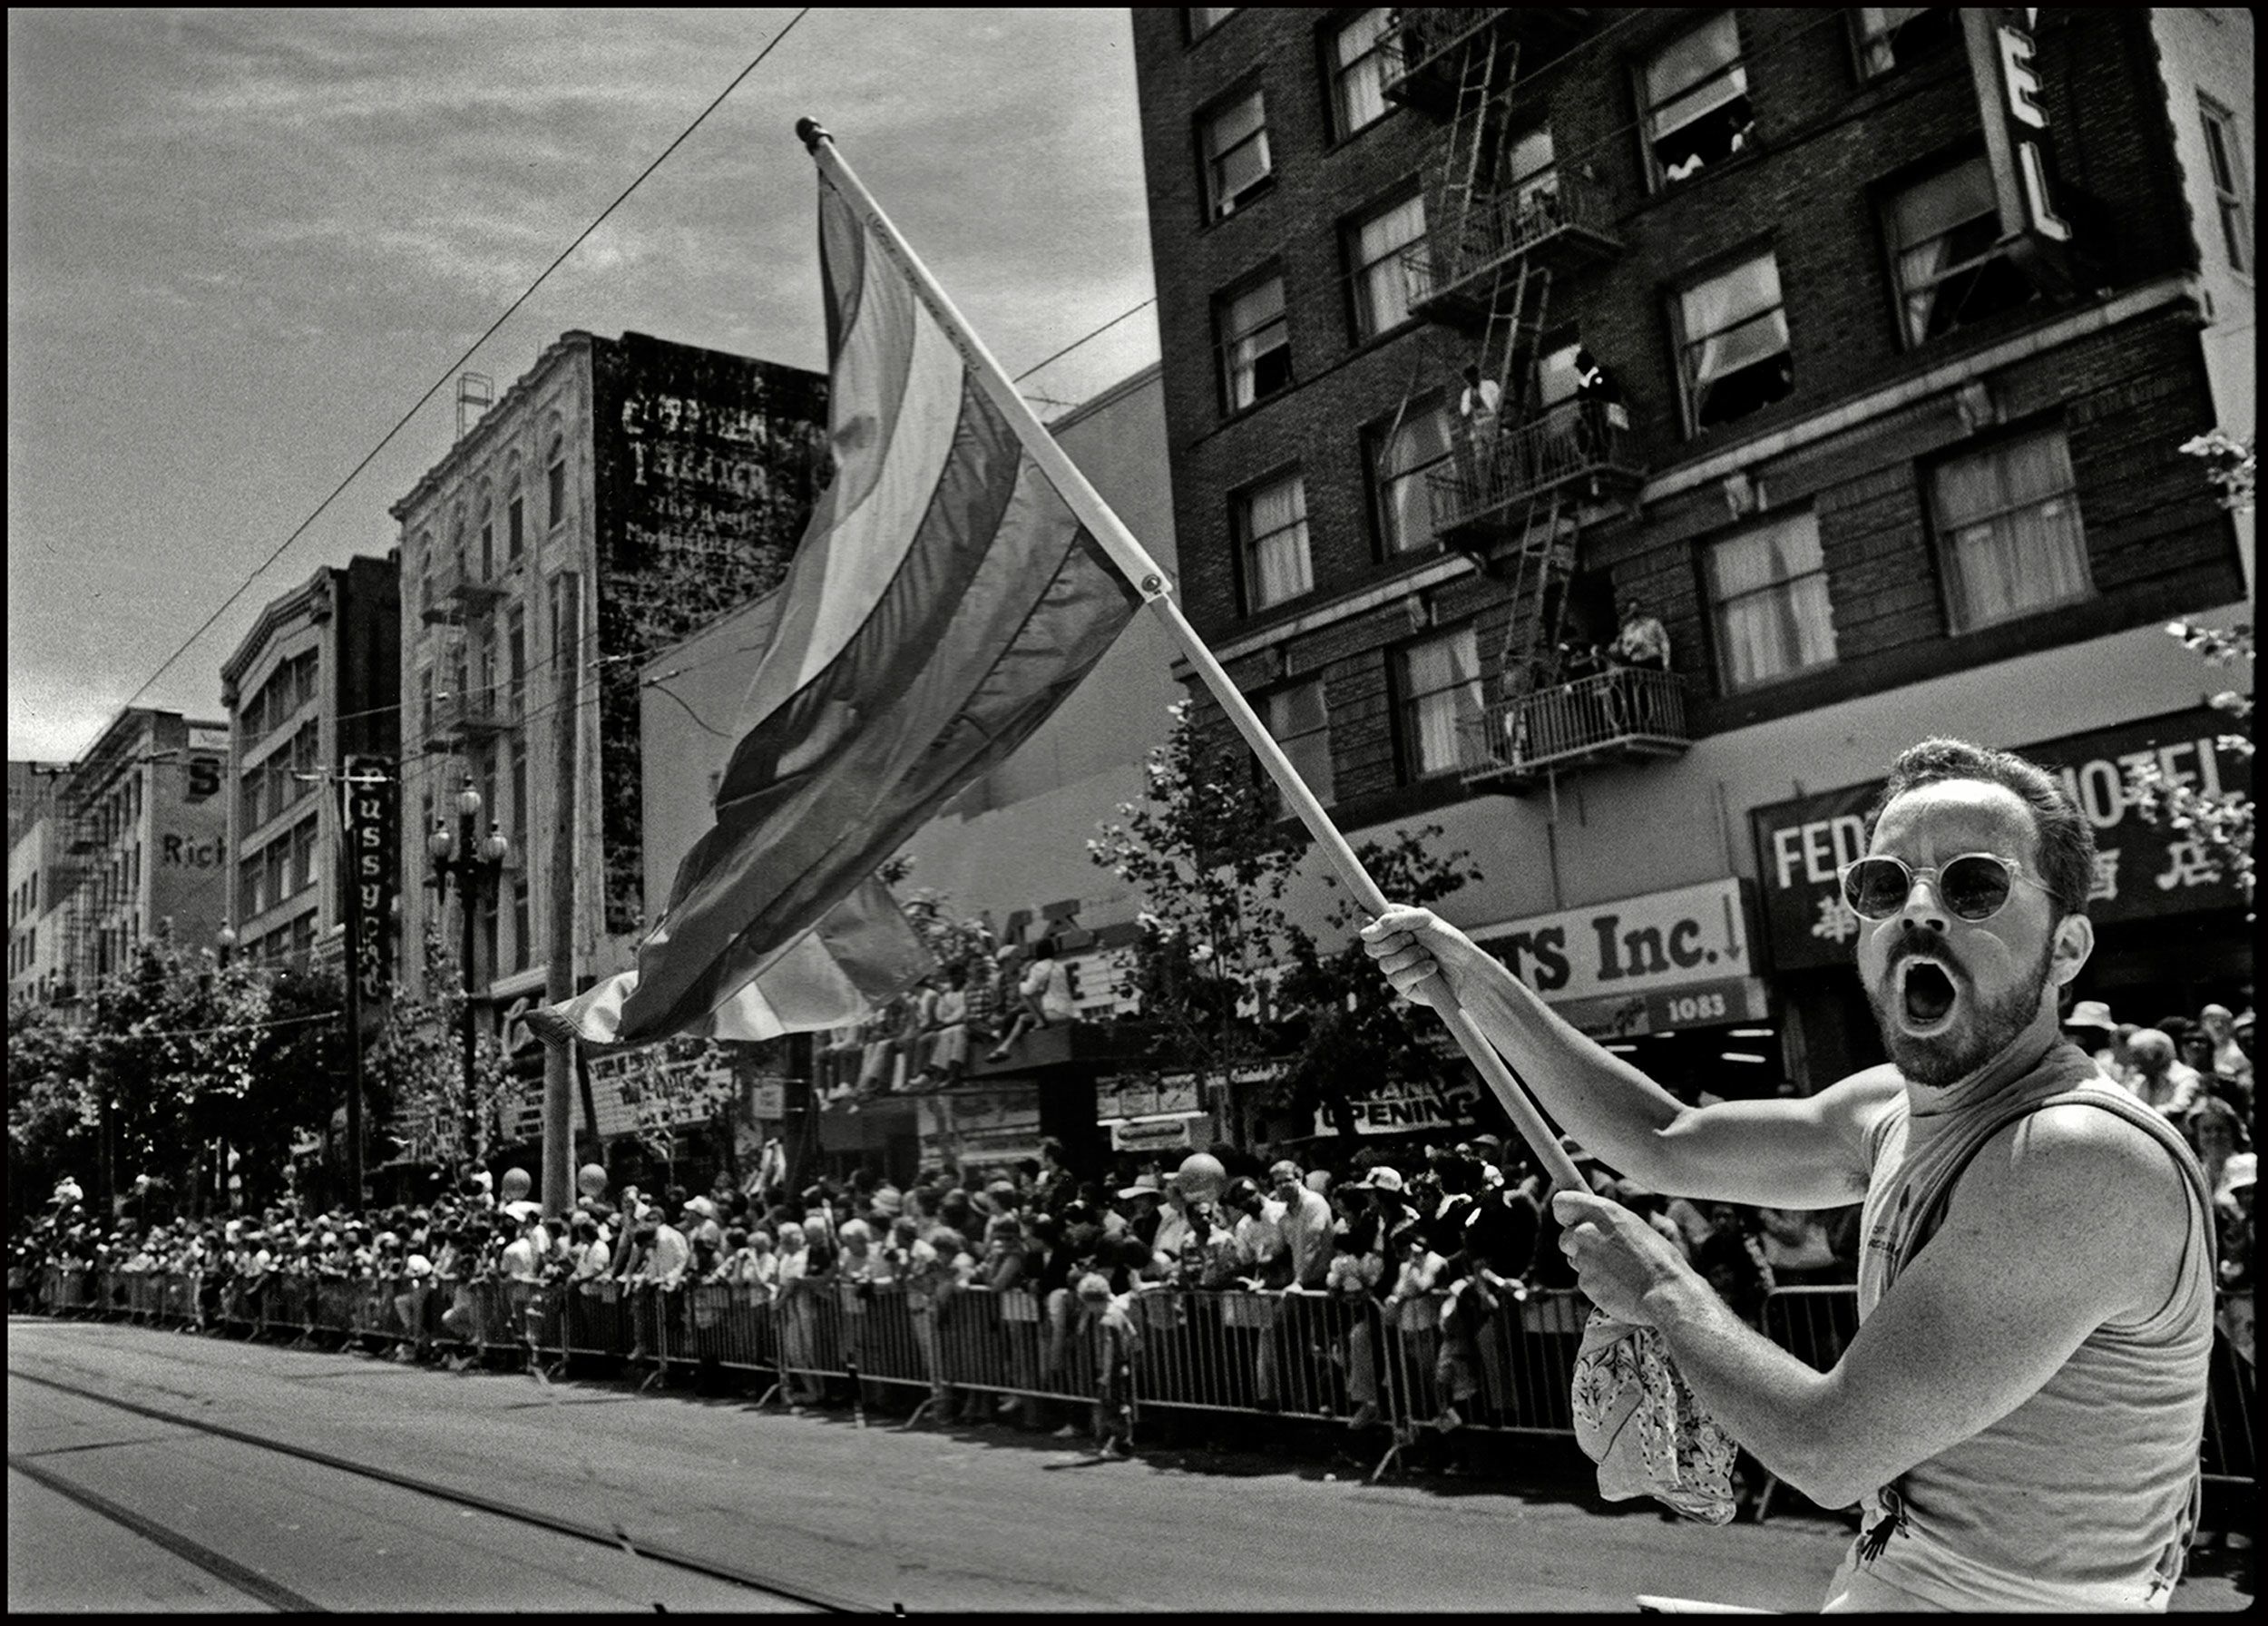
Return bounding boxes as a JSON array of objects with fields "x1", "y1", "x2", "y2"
[{"x1": 103, "y1": 9, "x2": 815, "y2": 727}]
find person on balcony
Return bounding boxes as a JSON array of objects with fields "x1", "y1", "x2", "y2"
[
  {"x1": 1608, "y1": 599, "x2": 1672, "y2": 734},
  {"x1": 1456, "y1": 363, "x2": 1503, "y2": 506}
]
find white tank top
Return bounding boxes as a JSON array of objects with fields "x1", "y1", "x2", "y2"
[{"x1": 1844, "y1": 1042, "x2": 2215, "y2": 1611}]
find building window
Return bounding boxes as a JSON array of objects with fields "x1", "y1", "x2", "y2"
[
  {"x1": 419, "y1": 669, "x2": 435, "y2": 740},
  {"x1": 295, "y1": 818, "x2": 319, "y2": 893},
  {"x1": 1188, "y1": 7, "x2": 1237, "y2": 43},
  {"x1": 1330, "y1": 8, "x2": 1395, "y2": 140},
  {"x1": 1853, "y1": 7, "x2": 1955, "y2": 78},
  {"x1": 512, "y1": 876, "x2": 532, "y2": 973},
  {"x1": 509, "y1": 738, "x2": 529, "y2": 851},
  {"x1": 1348, "y1": 190, "x2": 1426, "y2": 339},
  {"x1": 1368, "y1": 397, "x2": 1453, "y2": 554},
  {"x1": 1930, "y1": 426, "x2": 2090, "y2": 632},
  {"x1": 1704, "y1": 510, "x2": 1836, "y2": 691},
  {"x1": 242, "y1": 767, "x2": 265, "y2": 831},
  {"x1": 1264, "y1": 681, "x2": 1334, "y2": 809},
  {"x1": 1397, "y1": 626, "x2": 1481, "y2": 781},
  {"x1": 547, "y1": 441, "x2": 567, "y2": 530},
  {"x1": 1675, "y1": 250, "x2": 1792, "y2": 434},
  {"x1": 480, "y1": 516, "x2": 494, "y2": 580},
  {"x1": 1236, "y1": 472, "x2": 1313, "y2": 611},
  {"x1": 1217, "y1": 273, "x2": 1291, "y2": 413},
  {"x1": 506, "y1": 607, "x2": 528, "y2": 715},
  {"x1": 2199, "y1": 97, "x2": 2253, "y2": 276},
  {"x1": 1888, "y1": 157, "x2": 2033, "y2": 347},
  {"x1": 1201, "y1": 89, "x2": 1272, "y2": 220},
  {"x1": 1643, "y1": 12, "x2": 1752, "y2": 190},
  {"x1": 1506, "y1": 124, "x2": 1559, "y2": 218},
  {"x1": 507, "y1": 490, "x2": 524, "y2": 560}
]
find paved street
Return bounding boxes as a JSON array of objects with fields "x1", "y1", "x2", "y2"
[{"x1": 7, "y1": 1317, "x2": 2252, "y2": 1612}]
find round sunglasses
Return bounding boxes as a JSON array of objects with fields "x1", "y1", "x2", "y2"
[{"x1": 1837, "y1": 852, "x2": 2054, "y2": 922}]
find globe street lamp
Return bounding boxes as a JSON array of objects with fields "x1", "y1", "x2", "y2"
[{"x1": 428, "y1": 775, "x2": 509, "y2": 1171}]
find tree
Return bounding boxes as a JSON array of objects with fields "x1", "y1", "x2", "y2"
[
  {"x1": 365, "y1": 920, "x2": 516, "y2": 1175},
  {"x1": 1090, "y1": 699, "x2": 1486, "y2": 1147},
  {"x1": 2123, "y1": 432, "x2": 2255, "y2": 912},
  {"x1": 1273, "y1": 823, "x2": 1485, "y2": 1140},
  {"x1": 1090, "y1": 700, "x2": 1315, "y2": 1122},
  {"x1": 6, "y1": 993, "x2": 96, "y2": 1226}
]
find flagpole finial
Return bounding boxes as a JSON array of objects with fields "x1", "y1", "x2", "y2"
[{"x1": 795, "y1": 117, "x2": 829, "y2": 153}]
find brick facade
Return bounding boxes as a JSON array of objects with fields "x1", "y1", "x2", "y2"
[{"x1": 1133, "y1": 7, "x2": 2243, "y2": 830}]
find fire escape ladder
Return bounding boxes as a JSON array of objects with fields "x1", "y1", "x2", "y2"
[{"x1": 1500, "y1": 484, "x2": 1577, "y2": 687}]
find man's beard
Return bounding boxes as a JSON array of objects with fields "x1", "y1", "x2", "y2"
[{"x1": 1865, "y1": 933, "x2": 2057, "y2": 1089}]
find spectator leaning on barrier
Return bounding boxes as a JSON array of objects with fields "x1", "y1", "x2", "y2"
[{"x1": 1270, "y1": 1161, "x2": 1334, "y2": 1290}]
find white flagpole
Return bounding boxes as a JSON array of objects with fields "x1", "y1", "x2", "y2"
[{"x1": 799, "y1": 120, "x2": 1588, "y2": 1195}]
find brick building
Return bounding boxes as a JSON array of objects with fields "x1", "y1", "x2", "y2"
[
  {"x1": 217, "y1": 555, "x2": 401, "y2": 968},
  {"x1": 388, "y1": 330, "x2": 827, "y2": 1151},
  {"x1": 1131, "y1": 6, "x2": 2251, "y2": 1109},
  {"x1": 46, "y1": 709, "x2": 230, "y2": 1009}
]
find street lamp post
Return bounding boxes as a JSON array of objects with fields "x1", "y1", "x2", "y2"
[{"x1": 428, "y1": 775, "x2": 509, "y2": 1175}]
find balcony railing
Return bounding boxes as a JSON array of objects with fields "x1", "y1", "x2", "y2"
[
  {"x1": 419, "y1": 557, "x2": 506, "y2": 624},
  {"x1": 1427, "y1": 400, "x2": 1647, "y2": 539},
  {"x1": 427, "y1": 687, "x2": 513, "y2": 745},
  {"x1": 1382, "y1": 8, "x2": 1593, "y2": 117},
  {"x1": 1403, "y1": 174, "x2": 1621, "y2": 323},
  {"x1": 1381, "y1": 8, "x2": 1507, "y2": 113},
  {"x1": 1461, "y1": 667, "x2": 1689, "y2": 787}
]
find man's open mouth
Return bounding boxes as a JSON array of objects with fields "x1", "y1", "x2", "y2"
[{"x1": 1896, "y1": 955, "x2": 1961, "y2": 1034}]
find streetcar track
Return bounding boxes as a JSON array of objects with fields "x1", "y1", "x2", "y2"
[
  {"x1": 7, "y1": 1451, "x2": 325, "y2": 1612},
  {"x1": 9, "y1": 1365, "x2": 880, "y2": 1614}
]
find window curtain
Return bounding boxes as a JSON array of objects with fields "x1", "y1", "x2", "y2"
[
  {"x1": 1246, "y1": 476, "x2": 1312, "y2": 607},
  {"x1": 1358, "y1": 194, "x2": 1426, "y2": 333},
  {"x1": 1683, "y1": 254, "x2": 1786, "y2": 406},
  {"x1": 1381, "y1": 401, "x2": 1450, "y2": 551},
  {"x1": 1208, "y1": 93, "x2": 1269, "y2": 211},
  {"x1": 1893, "y1": 160, "x2": 1996, "y2": 343},
  {"x1": 1935, "y1": 432, "x2": 2087, "y2": 628},
  {"x1": 1404, "y1": 630, "x2": 1479, "y2": 775},
  {"x1": 1647, "y1": 13, "x2": 1743, "y2": 135},
  {"x1": 1706, "y1": 513, "x2": 1834, "y2": 689},
  {"x1": 1226, "y1": 279, "x2": 1285, "y2": 407},
  {"x1": 1267, "y1": 681, "x2": 1334, "y2": 804},
  {"x1": 1335, "y1": 9, "x2": 1391, "y2": 133}
]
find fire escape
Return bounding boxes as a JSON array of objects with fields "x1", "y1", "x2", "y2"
[
  {"x1": 1384, "y1": 8, "x2": 1687, "y2": 792},
  {"x1": 419, "y1": 534, "x2": 514, "y2": 753}
]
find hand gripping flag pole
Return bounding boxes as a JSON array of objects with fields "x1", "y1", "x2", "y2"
[
  {"x1": 798, "y1": 120, "x2": 1742, "y2": 1524},
  {"x1": 797, "y1": 116, "x2": 1588, "y2": 1197}
]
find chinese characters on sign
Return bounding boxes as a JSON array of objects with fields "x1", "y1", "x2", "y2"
[
  {"x1": 1752, "y1": 710, "x2": 2249, "y2": 973},
  {"x1": 340, "y1": 756, "x2": 397, "y2": 1024}
]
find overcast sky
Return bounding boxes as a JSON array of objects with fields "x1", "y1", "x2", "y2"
[{"x1": 6, "y1": 8, "x2": 1157, "y2": 762}]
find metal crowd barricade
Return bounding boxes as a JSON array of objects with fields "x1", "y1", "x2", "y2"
[
  {"x1": 21, "y1": 1263, "x2": 2254, "y2": 1504},
  {"x1": 2201, "y1": 1289, "x2": 2254, "y2": 1490}
]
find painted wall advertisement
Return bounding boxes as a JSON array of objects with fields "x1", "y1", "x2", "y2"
[
  {"x1": 1467, "y1": 877, "x2": 1766, "y2": 1040},
  {"x1": 1751, "y1": 709, "x2": 2250, "y2": 973}
]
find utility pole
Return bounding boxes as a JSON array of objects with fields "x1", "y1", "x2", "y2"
[{"x1": 541, "y1": 572, "x2": 582, "y2": 1217}]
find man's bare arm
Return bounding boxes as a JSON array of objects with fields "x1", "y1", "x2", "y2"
[
  {"x1": 1564, "y1": 1105, "x2": 2186, "y2": 1510},
  {"x1": 1364, "y1": 906, "x2": 1881, "y2": 1208}
]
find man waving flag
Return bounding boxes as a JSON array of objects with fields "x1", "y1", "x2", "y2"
[{"x1": 536, "y1": 128, "x2": 1144, "y2": 1048}]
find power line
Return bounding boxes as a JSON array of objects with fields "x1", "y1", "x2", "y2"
[{"x1": 109, "y1": 10, "x2": 814, "y2": 725}]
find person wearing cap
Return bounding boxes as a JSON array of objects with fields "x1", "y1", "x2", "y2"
[
  {"x1": 1364, "y1": 738, "x2": 2217, "y2": 1611},
  {"x1": 1110, "y1": 1173, "x2": 1165, "y2": 1250}
]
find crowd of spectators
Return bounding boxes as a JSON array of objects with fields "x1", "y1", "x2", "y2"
[{"x1": 11, "y1": 998, "x2": 2253, "y2": 1464}]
